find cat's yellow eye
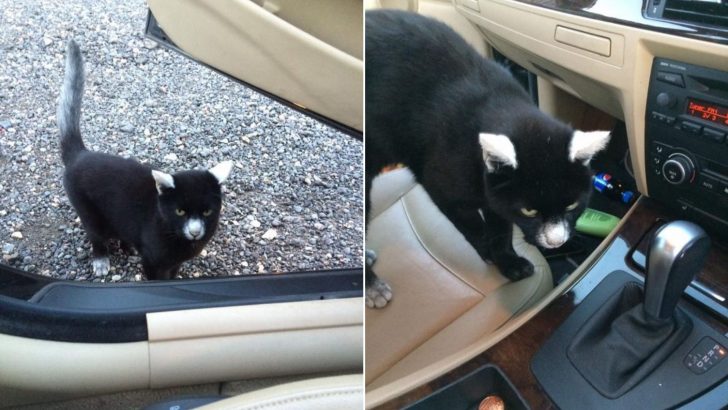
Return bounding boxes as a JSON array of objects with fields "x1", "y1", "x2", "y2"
[
  {"x1": 566, "y1": 201, "x2": 580, "y2": 211},
  {"x1": 520, "y1": 208, "x2": 538, "y2": 217},
  {"x1": 175, "y1": 208, "x2": 186, "y2": 216},
  {"x1": 203, "y1": 209, "x2": 213, "y2": 216}
]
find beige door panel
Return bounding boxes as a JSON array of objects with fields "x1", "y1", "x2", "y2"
[
  {"x1": 0, "y1": 298, "x2": 362, "y2": 408},
  {"x1": 147, "y1": 298, "x2": 364, "y2": 388},
  {"x1": 147, "y1": 0, "x2": 363, "y2": 131},
  {"x1": 454, "y1": 0, "x2": 728, "y2": 196},
  {"x1": 252, "y1": 0, "x2": 362, "y2": 59}
]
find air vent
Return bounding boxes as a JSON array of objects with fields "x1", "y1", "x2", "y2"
[{"x1": 661, "y1": 0, "x2": 728, "y2": 29}]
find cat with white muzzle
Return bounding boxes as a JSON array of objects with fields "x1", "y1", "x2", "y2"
[
  {"x1": 365, "y1": 10, "x2": 611, "y2": 308},
  {"x1": 57, "y1": 40, "x2": 232, "y2": 280}
]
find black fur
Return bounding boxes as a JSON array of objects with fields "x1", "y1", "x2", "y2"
[
  {"x1": 365, "y1": 11, "x2": 603, "y2": 295},
  {"x1": 58, "y1": 40, "x2": 228, "y2": 280}
]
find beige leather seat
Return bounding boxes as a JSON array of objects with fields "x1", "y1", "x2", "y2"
[
  {"x1": 366, "y1": 169, "x2": 552, "y2": 390},
  {"x1": 197, "y1": 374, "x2": 362, "y2": 410}
]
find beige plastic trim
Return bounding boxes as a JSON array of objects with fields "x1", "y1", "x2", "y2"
[
  {"x1": 0, "y1": 334, "x2": 149, "y2": 408},
  {"x1": 555, "y1": 25, "x2": 611, "y2": 57},
  {"x1": 147, "y1": 0, "x2": 363, "y2": 131},
  {"x1": 455, "y1": 0, "x2": 728, "y2": 197},
  {"x1": 197, "y1": 374, "x2": 363, "y2": 410},
  {"x1": 147, "y1": 298, "x2": 363, "y2": 388},
  {"x1": 365, "y1": 198, "x2": 641, "y2": 407},
  {"x1": 254, "y1": 0, "x2": 362, "y2": 59}
]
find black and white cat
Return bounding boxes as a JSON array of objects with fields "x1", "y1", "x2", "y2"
[
  {"x1": 58, "y1": 40, "x2": 233, "y2": 280},
  {"x1": 365, "y1": 11, "x2": 610, "y2": 308}
]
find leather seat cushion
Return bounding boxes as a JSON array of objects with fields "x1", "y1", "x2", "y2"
[{"x1": 366, "y1": 169, "x2": 552, "y2": 387}]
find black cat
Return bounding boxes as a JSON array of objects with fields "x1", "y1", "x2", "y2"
[
  {"x1": 58, "y1": 40, "x2": 233, "y2": 280},
  {"x1": 365, "y1": 11, "x2": 610, "y2": 308}
]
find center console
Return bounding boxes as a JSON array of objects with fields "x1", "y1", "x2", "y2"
[{"x1": 374, "y1": 198, "x2": 728, "y2": 409}]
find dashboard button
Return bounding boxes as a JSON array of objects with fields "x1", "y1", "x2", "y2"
[
  {"x1": 718, "y1": 181, "x2": 728, "y2": 198},
  {"x1": 656, "y1": 92, "x2": 677, "y2": 108},
  {"x1": 702, "y1": 127, "x2": 726, "y2": 143},
  {"x1": 680, "y1": 121, "x2": 702, "y2": 134},
  {"x1": 697, "y1": 175, "x2": 719, "y2": 193},
  {"x1": 651, "y1": 142, "x2": 670, "y2": 155},
  {"x1": 656, "y1": 71, "x2": 685, "y2": 87}
]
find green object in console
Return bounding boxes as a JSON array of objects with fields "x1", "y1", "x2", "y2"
[{"x1": 575, "y1": 208, "x2": 620, "y2": 238}]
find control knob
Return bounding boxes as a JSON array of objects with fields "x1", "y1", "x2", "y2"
[
  {"x1": 656, "y1": 92, "x2": 677, "y2": 108},
  {"x1": 662, "y1": 153, "x2": 695, "y2": 185}
]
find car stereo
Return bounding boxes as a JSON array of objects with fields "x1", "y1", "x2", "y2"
[{"x1": 645, "y1": 58, "x2": 728, "y2": 237}]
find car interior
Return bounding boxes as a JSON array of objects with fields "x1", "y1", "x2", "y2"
[
  {"x1": 0, "y1": 1, "x2": 363, "y2": 409},
  {"x1": 365, "y1": 0, "x2": 728, "y2": 408}
]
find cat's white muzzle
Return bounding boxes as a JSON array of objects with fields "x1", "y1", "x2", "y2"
[
  {"x1": 184, "y1": 218, "x2": 205, "y2": 241},
  {"x1": 537, "y1": 220, "x2": 570, "y2": 249}
]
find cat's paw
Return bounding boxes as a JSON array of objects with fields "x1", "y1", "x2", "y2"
[
  {"x1": 92, "y1": 257, "x2": 110, "y2": 277},
  {"x1": 366, "y1": 277, "x2": 393, "y2": 309},
  {"x1": 498, "y1": 256, "x2": 534, "y2": 281}
]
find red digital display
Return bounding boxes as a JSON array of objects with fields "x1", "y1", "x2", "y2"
[{"x1": 687, "y1": 99, "x2": 728, "y2": 127}]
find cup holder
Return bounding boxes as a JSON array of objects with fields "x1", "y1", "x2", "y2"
[{"x1": 404, "y1": 364, "x2": 529, "y2": 410}]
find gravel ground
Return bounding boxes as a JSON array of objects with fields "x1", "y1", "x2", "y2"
[{"x1": 0, "y1": 0, "x2": 363, "y2": 282}]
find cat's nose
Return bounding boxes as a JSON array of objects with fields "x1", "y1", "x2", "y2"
[
  {"x1": 542, "y1": 220, "x2": 569, "y2": 248},
  {"x1": 185, "y1": 219, "x2": 205, "y2": 240},
  {"x1": 546, "y1": 236, "x2": 567, "y2": 247}
]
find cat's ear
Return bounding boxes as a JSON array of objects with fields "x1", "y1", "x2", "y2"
[
  {"x1": 569, "y1": 130, "x2": 611, "y2": 165},
  {"x1": 209, "y1": 160, "x2": 233, "y2": 184},
  {"x1": 479, "y1": 133, "x2": 518, "y2": 173},
  {"x1": 151, "y1": 170, "x2": 175, "y2": 194}
]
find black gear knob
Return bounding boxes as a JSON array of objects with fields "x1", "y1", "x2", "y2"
[{"x1": 643, "y1": 220, "x2": 711, "y2": 321}]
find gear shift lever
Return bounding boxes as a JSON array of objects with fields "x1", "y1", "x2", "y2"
[
  {"x1": 644, "y1": 220, "x2": 711, "y2": 321},
  {"x1": 567, "y1": 220, "x2": 711, "y2": 398}
]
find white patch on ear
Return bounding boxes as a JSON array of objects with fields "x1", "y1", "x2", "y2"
[
  {"x1": 569, "y1": 130, "x2": 611, "y2": 165},
  {"x1": 209, "y1": 160, "x2": 233, "y2": 184},
  {"x1": 151, "y1": 170, "x2": 175, "y2": 194},
  {"x1": 478, "y1": 133, "x2": 518, "y2": 172}
]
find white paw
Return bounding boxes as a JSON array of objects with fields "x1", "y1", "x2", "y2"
[
  {"x1": 366, "y1": 278, "x2": 392, "y2": 309},
  {"x1": 92, "y1": 257, "x2": 110, "y2": 277}
]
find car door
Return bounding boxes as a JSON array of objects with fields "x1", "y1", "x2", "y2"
[
  {"x1": 146, "y1": 0, "x2": 363, "y2": 136},
  {"x1": 0, "y1": 1, "x2": 363, "y2": 408}
]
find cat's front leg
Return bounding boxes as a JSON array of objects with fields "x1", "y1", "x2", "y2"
[
  {"x1": 482, "y1": 209, "x2": 534, "y2": 281},
  {"x1": 142, "y1": 257, "x2": 169, "y2": 281},
  {"x1": 446, "y1": 205, "x2": 534, "y2": 281}
]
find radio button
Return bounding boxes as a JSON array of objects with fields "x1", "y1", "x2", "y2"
[
  {"x1": 664, "y1": 116, "x2": 676, "y2": 125},
  {"x1": 656, "y1": 92, "x2": 677, "y2": 108},
  {"x1": 656, "y1": 71, "x2": 685, "y2": 87},
  {"x1": 702, "y1": 127, "x2": 726, "y2": 143},
  {"x1": 697, "y1": 175, "x2": 719, "y2": 193},
  {"x1": 680, "y1": 121, "x2": 702, "y2": 134},
  {"x1": 651, "y1": 142, "x2": 669, "y2": 155},
  {"x1": 719, "y1": 182, "x2": 728, "y2": 198}
]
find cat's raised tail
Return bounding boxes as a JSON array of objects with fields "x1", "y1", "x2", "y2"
[{"x1": 57, "y1": 39, "x2": 87, "y2": 166}]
